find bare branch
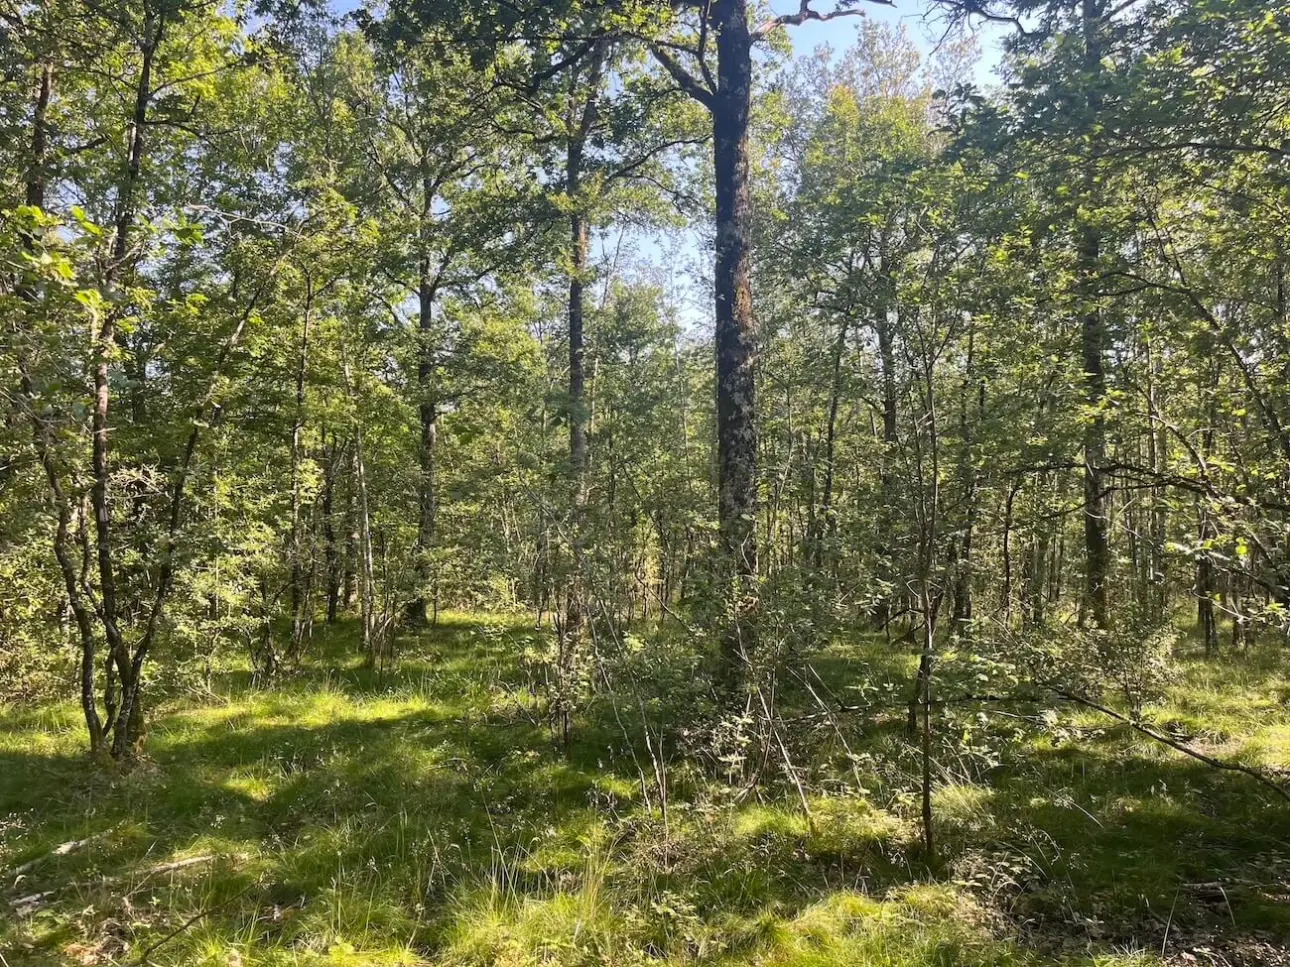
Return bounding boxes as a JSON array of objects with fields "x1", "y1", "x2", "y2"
[{"x1": 753, "y1": 0, "x2": 892, "y2": 40}]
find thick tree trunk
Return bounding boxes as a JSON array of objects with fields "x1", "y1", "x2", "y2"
[{"x1": 712, "y1": 0, "x2": 759, "y2": 686}]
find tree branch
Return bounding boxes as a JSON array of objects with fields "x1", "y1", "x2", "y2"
[
  {"x1": 1051, "y1": 687, "x2": 1290, "y2": 804},
  {"x1": 648, "y1": 44, "x2": 714, "y2": 111},
  {"x1": 753, "y1": 0, "x2": 891, "y2": 40}
]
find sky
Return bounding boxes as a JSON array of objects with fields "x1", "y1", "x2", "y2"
[{"x1": 764, "y1": 0, "x2": 1007, "y2": 84}]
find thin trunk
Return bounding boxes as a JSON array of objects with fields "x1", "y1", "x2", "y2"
[
  {"x1": 341, "y1": 346, "x2": 378, "y2": 665},
  {"x1": 560, "y1": 46, "x2": 604, "y2": 752},
  {"x1": 25, "y1": 61, "x2": 53, "y2": 210},
  {"x1": 355, "y1": 440, "x2": 376, "y2": 663},
  {"x1": 410, "y1": 237, "x2": 438, "y2": 623},
  {"x1": 874, "y1": 302, "x2": 898, "y2": 628},
  {"x1": 343, "y1": 463, "x2": 357, "y2": 609},
  {"x1": 412, "y1": 257, "x2": 443, "y2": 624},
  {"x1": 1197, "y1": 360, "x2": 1220, "y2": 652},
  {"x1": 323, "y1": 431, "x2": 341, "y2": 624},
  {"x1": 1144, "y1": 337, "x2": 1167, "y2": 621},
  {"x1": 951, "y1": 324, "x2": 981, "y2": 637},
  {"x1": 15, "y1": 58, "x2": 107, "y2": 752},
  {"x1": 816, "y1": 319, "x2": 847, "y2": 571},
  {"x1": 12, "y1": 57, "x2": 109, "y2": 741},
  {"x1": 289, "y1": 278, "x2": 313, "y2": 655},
  {"x1": 1079, "y1": 0, "x2": 1110, "y2": 631},
  {"x1": 905, "y1": 345, "x2": 940, "y2": 860},
  {"x1": 1002, "y1": 479, "x2": 1020, "y2": 624},
  {"x1": 103, "y1": 7, "x2": 163, "y2": 758},
  {"x1": 1026, "y1": 473, "x2": 1053, "y2": 627}
]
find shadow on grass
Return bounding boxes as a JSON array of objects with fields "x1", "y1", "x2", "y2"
[{"x1": 2, "y1": 615, "x2": 1289, "y2": 965}]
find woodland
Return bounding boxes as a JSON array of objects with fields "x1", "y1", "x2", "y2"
[{"x1": 2, "y1": 0, "x2": 1290, "y2": 964}]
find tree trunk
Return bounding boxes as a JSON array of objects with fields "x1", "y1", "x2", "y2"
[
  {"x1": 103, "y1": 6, "x2": 163, "y2": 759},
  {"x1": 815, "y1": 319, "x2": 847, "y2": 571},
  {"x1": 874, "y1": 300, "x2": 898, "y2": 628},
  {"x1": 14, "y1": 60, "x2": 108, "y2": 753},
  {"x1": 289, "y1": 278, "x2": 313, "y2": 656},
  {"x1": 951, "y1": 324, "x2": 982, "y2": 637},
  {"x1": 560, "y1": 46, "x2": 603, "y2": 750},
  {"x1": 409, "y1": 164, "x2": 444, "y2": 625},
  {"x1": 1079, "y1": 0, "x2": 1110, "y2": 631},
  {"x1": 25, "y1": 61, "x2": 53, "y2": 210},
  {"x1": 712, "y1": 0, "x2": 759, "y2": 687},
  {"x1": 322, "y1": 431, "x2": 341, "y2": 624}
]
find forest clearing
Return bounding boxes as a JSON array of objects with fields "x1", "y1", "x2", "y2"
[
  {"x1": 3, "y1": 615, "x2": 1290, "y2": 965},
  {"x1": 3, "y1": 0, "x2": 1290, "y2": 963}
]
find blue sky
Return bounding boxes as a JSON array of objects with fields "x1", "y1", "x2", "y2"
[{"x1": 767, "y1": 0, "x2": 1006, "y2": 83}]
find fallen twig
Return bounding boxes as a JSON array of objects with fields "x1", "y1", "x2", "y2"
[
  {"x1": 7, "y1": 854, "x2": 224, "y2": 915},
  {"x1": 1050, "y1": 687, "x2": 1290, "y2": 803},
  {"x1": 141, "y1": 855, "x2": 216, "y2": 877},
  {"x1": 10, "y1": 889, "x2": 56, "y2": 915},
  {"x1": 8, "y1": 828, "x2": 115, "y2": 878},
  {"x1": 131, "y1": 883, "x2": 255, "y2": 965}
]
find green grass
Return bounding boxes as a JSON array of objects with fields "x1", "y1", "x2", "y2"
[{"x1": 2, "y1": 613, "x2": 1288, "y2": 966}]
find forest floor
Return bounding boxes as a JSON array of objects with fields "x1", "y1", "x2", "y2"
[{"x1": 3, "y1": 614, "x2": 1290, "y2": 967}]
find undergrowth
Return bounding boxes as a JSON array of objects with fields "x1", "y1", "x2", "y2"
[{"x1": 1, "y1": 613, "x2": 1288, "y2": 966}]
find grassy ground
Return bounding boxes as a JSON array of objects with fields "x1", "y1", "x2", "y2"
[{"x1": 2, "y1": 614, "x2": 1288, "y2": 966}]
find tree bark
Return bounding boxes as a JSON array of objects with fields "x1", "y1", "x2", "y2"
[
  {"x1": 558, "y1": 44, "x2": 605, "y2": 751},
  {"x1": 322, "y1": 431, "x2": 341, "y2": 624},
  {"x1": 712, "y1": 0, "x2": 759, "y2": 685},
  {"x1": 873, "y1": 298, "x2": 899, "y2": 628},
  {"x1": 289, "y1": 277, "x2": 313, "y2": 656},
  {"x1": 1079, "y1": 0, "x2": 1111, "y2": 631},
  {"x1": 815, "y1": 319, "x2": 847, "y2": 571},
  {"x1": 25, "y1": 61, "x2": 53, "y2": 210},
  {"x1": 409, "y1": 166, "x2": 444, "y2": 625},
  {"x1": 102, "y1": 6, "x2": 163, "y2": 758}
]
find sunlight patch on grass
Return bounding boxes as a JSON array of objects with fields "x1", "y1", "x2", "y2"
[
  {"x1": 445, "y1": 870, "x2": 619, "y2": 967},
  {"x1": 1235, "y1": 722, "x2": 1290, "y2": 768},
  {"x1": 732, "y1": 804, "x2": 810, "y2": 841},
  {"x1": 808, "y1": 795, "x2": 908, "y2": 854},
  {"x1": 3, "y1": 617, "x2": 1285, "y2": 966},
  {"x1": 933, "y1": 783, "x2": 996, "y2": 830},
  {"x1": 765, "y1": 887, "x2": 1010, "y2": 967}
]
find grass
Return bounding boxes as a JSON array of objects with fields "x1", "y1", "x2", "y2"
[{"x1": 1, "y1": 613, "x2": 1288, "y2": 966}]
